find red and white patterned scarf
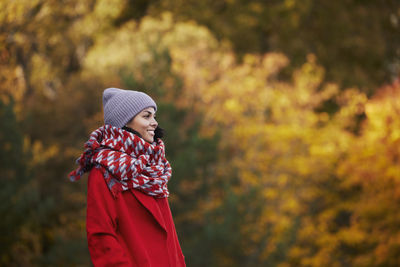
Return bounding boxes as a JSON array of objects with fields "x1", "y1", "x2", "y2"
[{"x1": 69, "y1": 125, "x2": 171, "y2": 198}]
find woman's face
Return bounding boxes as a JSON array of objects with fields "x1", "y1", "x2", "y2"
[{"x1": 126, "y1": 107, "x2": 158, "y2": 143}]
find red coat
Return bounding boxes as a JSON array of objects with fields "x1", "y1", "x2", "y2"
[{"x1": 86, "y1": 168, "x2": 186, "y2": 267}]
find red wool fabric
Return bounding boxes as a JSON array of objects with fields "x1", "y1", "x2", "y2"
[{"x1": 87, "y1": 168, "x2": 186, "y2": 267}]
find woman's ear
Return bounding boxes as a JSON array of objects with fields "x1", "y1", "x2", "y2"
[{"x1": 154, "y1": 126, "x2": 164, "y2": 140}]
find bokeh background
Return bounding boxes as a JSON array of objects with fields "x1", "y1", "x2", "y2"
[{"x1": 1, "y1": 1, "x2": 400, "y2": 266}]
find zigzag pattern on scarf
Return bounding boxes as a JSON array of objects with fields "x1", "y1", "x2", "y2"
[{"x1": 69, "y1": 125, "x2": 171, "y2": 198}]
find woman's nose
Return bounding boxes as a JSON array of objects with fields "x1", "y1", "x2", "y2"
[{"x1": 151, "y1": 117, "x2": 158, "y2": 127}]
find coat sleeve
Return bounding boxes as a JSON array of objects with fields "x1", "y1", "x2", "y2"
[{"x1": 86, "y1": 169, "x2": 131, "y2": 266}]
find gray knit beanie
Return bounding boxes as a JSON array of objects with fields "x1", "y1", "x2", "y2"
[{"x1": 103, "y1": 88, "x2": 157, "y2": 128}]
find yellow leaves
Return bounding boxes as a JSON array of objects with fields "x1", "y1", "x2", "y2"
[
  {"x1": 30, "y1": 54, "x2": 59, "y2": 99},
  {"x1": 263, "y1": 188, "x2": 278, "y2": 200},
  {"x1": 284, "y1": 0, "x2": 296, "y2": 9},
  {"x1": 331, "y1": 80, "x2": 400, "y2": 266},
  {"x1": 84, "y1": 12, "x2": 222, "y2": 111},
  {"x1": 294, "y1": 54, "x2": 323, "y2": 85},
  {"x1": 364, "y1": 83, "x2": 400, "y2": 143},
  {"x1": 164, "y1": 16, "x2": 217, "y2": 49},
  {"x1": 375, "y1": 232, "x2": 400, "y2": 264},
  {"x1": 51, "y1": 11, "x2": 400, "y2": 264},
  {"x1": 309, "y1": 141, "x2": 335, "y2": 157},
  {"x1": 262, "y1": 53, "x2": 289, "y2": 76},
  {"x1": 138, "y1": 24, "x2": 399, "y2": 264},
  {"x1": 25, "y1": 138, "x2": 59, "y2": 168},
  {"x1": 201, "y1": 53, "x2": 288, "y2": 132},
  {"x1": 143, "y1": 11, "x2": 172, "y2": 29},
  {"x1": 0, "y1": 0, "x2": 41, "y2": 25},
  {"x1": 334, "y1": 88, "x2": 367, "y2": 128},
  {"x1": 189, "y1": 44, "x2": 384, "y2": 264},
  {"x1": 223, "y1": 98, "x2": 240, "y2": 112},
  {"x1": 282, "y1": 197, "x2": 300, "y2": 213},
  {"x1": 337, "y1": 227, "x2": 366, "y2": 246},
  {"x1": 339, "y1": 80, "x2": 400, "y2": 186},
  {"x1": 93, "y1": 0, "x2": 126, "y2": 22},
  {"x1": 83, "y1": 21, "x2": 136, "y2": 74}
]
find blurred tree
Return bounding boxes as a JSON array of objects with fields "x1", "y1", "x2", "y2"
[
  {"x1": 334, "y1": 80, "x2": 400, "y2": 267},
  {"x1": 2, "y1": 1, "x2": 400, "y2": 265},
  {"x1": 0, "y1": 0, "x2": 124, "y2": 265},
  {"x1": 119, "y1": 0, "x2": 400, "y2": 92},
  {"x1": 193, "y1": 53, "x2": 361, "y2": 266},
  {"x1": 286, "y1": 80, "x2": 400, "y2": 267},
  {"x1": 0, "y1": 96, "x2": 40, "y2": 266},
  {"x1": 170, "y1": 28, "x2": 386, "y2": 265}
]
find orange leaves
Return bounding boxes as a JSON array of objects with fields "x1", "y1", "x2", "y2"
[
  {"x1": 5, "y1": 7, "x2": 399, "y2": 264},
  {"x1": 174, "y1": 25, "x2": 399, "y2": 263},
  {"x1": 331, "y1": 79, "x2": 400, "y2": 266},
  {"x1": 339, "y1": 80, "x2": 400, "y2": 187}
]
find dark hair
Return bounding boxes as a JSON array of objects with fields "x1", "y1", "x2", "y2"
[
  {"x1": 122, "y1": 126, "x2": 165, "y2": 141},
  {"x1": 154, "y1": 126, "x2": 164, "y2": 140}
]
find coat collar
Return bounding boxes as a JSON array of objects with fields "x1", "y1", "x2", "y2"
[{"x1": 130, "y1": 189, "x2": 167, "y2": 232}]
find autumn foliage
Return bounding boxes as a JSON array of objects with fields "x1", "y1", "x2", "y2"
[{"x1": 1, "y1": 1, "x2": 400, "y2": 266}]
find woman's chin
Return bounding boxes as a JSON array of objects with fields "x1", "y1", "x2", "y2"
[{"x1": 144, "y1": 136, "x2": 154, "y2": 143}]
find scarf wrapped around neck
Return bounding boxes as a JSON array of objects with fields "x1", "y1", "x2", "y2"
[{"x1": 69, "y1": 125, "x2": 171, "y2": 198}]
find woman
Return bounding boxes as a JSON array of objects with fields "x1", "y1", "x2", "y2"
[{"x1": 69, "y1": 88, "x2": 186, "y2": 267}]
